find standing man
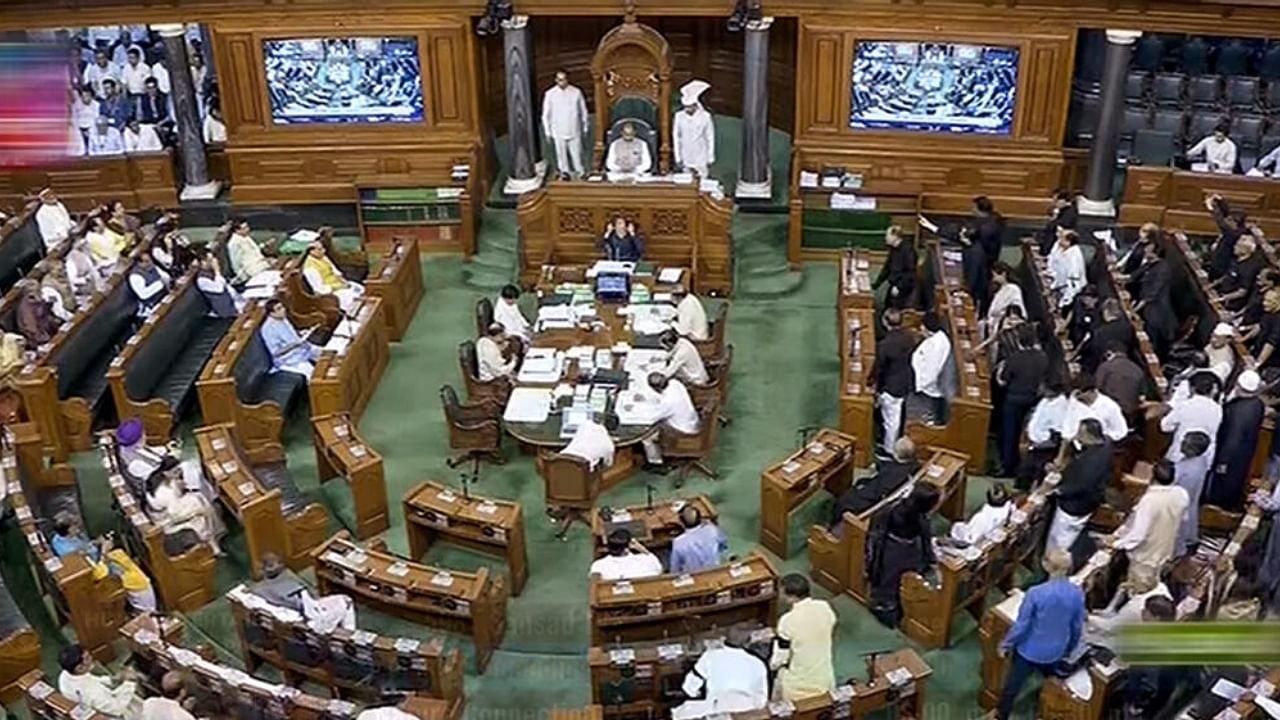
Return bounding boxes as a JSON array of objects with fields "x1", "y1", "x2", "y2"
[
  {"x1": 871, "y1": 226, "x2": 916, "y2": 310},
  {"x1": 771, "y1": 574, "x2": 836, "y2": 701},
  {"x1": 35, "y1": 188, "x2": 75, "y2": 250},
  {"x1": 589, "y1": 529, "x2": 663, "y2": 580},
  {"x1": 541, "y1": 70, "x2": 589, "y2": 180},
  {"x1": 673, "y1": 80, "x2": 715, "y2": 178},
  {"x1": 669, "y1": 505, "x2": 728, "y2": 574},
  {"x1": 996, "y1": 549, "x2": 1085, "y2": 720},
  {"x1": 868, "y1": 308, "x2": 918, "y2": 455},
  {"x1": 910, "y1": 312, "x2": 952, "y2": 425},
  {"x1": 1047, "y1": 418, "x2": 1114, "y2": 553},
  {"x1": 1173, "y1": 432, "x2": 1213, "y2": 556},
  {"x1": 673, "y1": 626, "x2": 768, "y2": 719},
  {"x1": 1207, "y1": 370, "x2": 1265, "y2": 511},
  {"x1": 1038, "y1": 189, "x2": 1078, "y2": 256},
  {"x1": 1110, "y1": 460, "x2": 1189, "y2": 587},
  {"x1": 1156, "y1": 372, "x2": 1222, "y2": 463}
]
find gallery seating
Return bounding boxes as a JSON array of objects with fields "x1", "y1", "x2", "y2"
[
  {"x1": 98, "y1": 436, "x2": 218, "y2": 613},
  {"x1": 226, "y1": 585, "x2": 465, "y2": 715},
  {"x1": 107, "y1": 273, "x2": 235, "y2": 439},
  {"x1": 194, "y1": 423, "x2": 330, "y2": 575},
  {"x1": 196, "y1": 301, "x2": 307, "y2": 453}
]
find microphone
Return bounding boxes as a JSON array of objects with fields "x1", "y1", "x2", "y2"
[
  {"x1": 795, "y1": 425, "x2": 819, "y2": 449},
  {"x1": 645, "y1": 483, "x2": 655, "y2": 512}
]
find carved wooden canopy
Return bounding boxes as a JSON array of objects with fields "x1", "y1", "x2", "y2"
[{"x1": 589, "y1": 18, "x2": 674, "y2": 173}]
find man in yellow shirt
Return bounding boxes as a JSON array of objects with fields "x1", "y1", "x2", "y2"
[{"x1": 770, "y1": 574, "x2": 836, "y2": 700}]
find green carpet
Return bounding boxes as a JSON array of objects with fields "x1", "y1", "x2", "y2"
[{"x1": 0, "y1": 213, "x2": 1060, "y2": 720}]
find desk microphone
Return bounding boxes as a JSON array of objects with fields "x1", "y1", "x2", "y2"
[
  {"x1": 859, "y1": 647, "x2": 893, "y2": 687},
  {"x1": 458, "y1": 469, "x2": 474, "y2": 500},
  {"x1": 645, "y1": 483, "x2": 655, "y2": 513},
  {"x1": 795, "y1": 425, "x2": 819, "y2": 449}
]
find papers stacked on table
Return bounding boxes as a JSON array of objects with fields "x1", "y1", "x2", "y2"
[
  {"x1": 587, "y1": 261, "x2": 636, "y2": 278},
  {"x1": 503, "y1": 387, "x2": 553, "y2": 423},
  {"x1": 657, "y1": 267, "x2": 685, "y2": 284},
  {"x1": 517, "y1": 349, "x2": 564, "y2": 384},
  {"x1": 614, "y1": 386, "x2": 661, "y2": 425},
  {"x1": 537, "y1": 304, "x2": 577, "y2": 331},
  {"x1": 624, "y1": 348, "x2": 667, "y2": 374}
]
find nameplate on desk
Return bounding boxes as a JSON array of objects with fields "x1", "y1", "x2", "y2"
[
  {"x1": 327, "y1": 367, "x2": 339, "y2": 378},
  {"x1": 966, "y1": 387, "x2": 980, "y2": 398},
  {"x1": 886, "y1": 666, "x2": 914, "y2": 687},
  {"x1": 134, "y1": 628, "x2": 160, "y2": 646},
  {"x1": 238, "y1": 482, "x2": 256, "y2": 496},
  {"x1": 729, "y1": 563, "x2": 752, "y2": 578},
  {"x1": 334, "y1": 424, "x2": 349, "y2": 438},
  {"x1": 767, "y1": 700, "x2": 795, "y2": 718},
  {"x1": 69, "y1": 705, "x2": 96, "y2": 720},
  {"x1": 44, "y1": 556, "x2": 62, "y2": 573},
  {"x1": 394, "y1": 637, "x2": 421, "y2": 654},
  {"x1": 387, "y1": 562, "x2": 411, "y2": 577},
  {"x1": 846, "y1": 383, "x2": 861, "y2": 394},
  {"x1": 850, "y1": 361, "x2": 862, "y2": 373},
  {"x1": 352, "y1": 630, "x2": 377, "y2": 646},
  {"x1": 350, "y1": 445, "x2": 367, "y2": 458},
  {"x1": 780, "y1": 461, "x2": 802, "y2": 475},
  {"x1": 120, "y1": 494, "x2": 134, "y2": 507},
  {"x1": 221, "y1": 461, "x2": 238, "y2": 475},
  {"x1": 612, "y1": 510, "x2": 633, "y2": 522},
  {"x1": 657, "y1": 643, "x2": 683, "y2": 661},
  {"x1": 475, "y1": 501, "x2": 498, "y2": 515},
  {"x1": 430, "y1": 571, "x2": 454, "y2": 587},
  {"x1": 609, "y1": 648, "x2": 636, "y2": 666},
  {"x1": 672, "y1": 574, "x2": 695, "y2": 588},
  {"x1": 1225, "y1": 540, "x2": 1242, "y2": 557},
  {"x1": 1242, "y1": 514, "x2": 1260, "y2": 531},
  {"x1": 926, "y1": 463, "x2": 945, "y2": 478},
  {"x1": 27, "y1": 681, "x2": 53, "y2": 700},
  {"x1": 211, "y1": 438, "x2": 227, "y2": 451},
  {"x1": 15, "y1": 506, "x2": 30, "y2": 521},
  {"x1": 830, "y1": 685, "x2": 855, "y2": 703},
  {"x1": 990, "y1": 528, "x2": 1008, "y2": 544},
  {"x1": 7, "y1": 481, "x2": 19, "y2": 497},
  {"x1": 611, "y1": 581, "x2": 634, "y2": 596},
  {"x1": 436, "y1": 490, "x2": 457, "y2": 503},
  {"x1": 327, "y1": 700, "x2": 357, "y2": 716}
]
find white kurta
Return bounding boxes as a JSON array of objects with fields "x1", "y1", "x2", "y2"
[
  {"x1": 58, "y1": 671, "x2": 140, "y2": 717},
  {"x1": 88, "y1": 127, "x2": 125, "y2": 156},
  {"x1": 541, "y1": 84, "x2": 589, "y2": 177},
  {"x1": 673, "y1": 107, "x2": 715, "y2": 176},
  {"x1": 655, "y1": 380, "x2": 700, "y2": 434},
  {"x1": 1060, "y1": 395, "x2": 1129, "y2": 442},
  {"x1": 588, "y1": 551, "x2": 663, "y2": 580},
  {"x1": 606, "y1": 137, "x2": 652, "y2": 175},
  {"x1": 662, "y1": 338, "x2": 709, "y2": 385},
  {"x1": 203, "y1": 116, "x2": 227, "y2": 144},
  {"x1": 1187, "y1": 136, "x2": 1238, "y2": 174},
  {"x1": 141, "y1": 697, "x2": 196, "y2": 720},
  {"x1": 123, "y1": 125, "x2": 163, "y2": 153},
  {"x1": 1113, "y1": 484, "x2": 1190, "y2": 579},
  {"x1": 1026, "y1": 395, "x2": 1070, "y2": 444},
  {"x1": 302, "y1": 264, "x2": 364, "y2": 314},
  {"x1": 36, "y1": 202, "x2": 75, "y2": 249},
  {"x1": 950, "y1": 501, "x2": 1013, "y2": 544},
  {"x1": 494, "y1": 299, "x2": 531, "y2": 341},
  {"x1": 1160, "y1": 395, "x2": 1222, "y2": 462},
  {"x1": 476, "y1": 336, "x2": 515, "y2": 381},
  {"x1": 911, "y1": 331, "x2": 952, "y2": 398},
  {"x1": 562, "y1": 418, "x2": 615, "y2": 470},
  {"x1": 675, "y1": 294, "x2": 710, "y2": 341},
  {"x1": 1047, "y1": 244, "x2": 1087, "y2": 308},
  {"x1": 674, "y1": 647, "x2": 769, "y2": 720},
  {"x1": 986, "y1": 283, "x2": 1026, "y2": 329}
]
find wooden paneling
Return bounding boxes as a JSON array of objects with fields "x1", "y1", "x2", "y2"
[
  {"x1": 0, "y1": 153, "x2": 178, "y2": 211},
  {"x1": 1120, "y1": 166, "x2": 1280, "y2": 236},
  {"x1": 483, "y1": 17, "x2": 797, "y2": 138}
]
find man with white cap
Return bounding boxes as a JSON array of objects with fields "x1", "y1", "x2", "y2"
[
  {"x1": 35, "y1": 189, "x2": 75, "y2": 250},
  {"x1": 1207, "y1": 368, "x2": 1265, "y2": 511},
  {"x1": 1155, "y1": 371, "x2": 1222, "y2": 463},
  {"x1": 541, "y1": 70, "x2": 589, "y2": 180},
  {"x1": 673, "y1": 79, "x2": 715, "y2": 178},
  {"x1": 1205, "y1": 322, "x2": 1237, "y2": 383}
]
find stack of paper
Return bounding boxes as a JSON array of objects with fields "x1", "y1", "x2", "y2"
[
  {"x1": 587, "y1": 261, "x2": 636, "y2": 278},
  {"x1": 658, "y1": 267, "x2": 685, "y2": 284},
  {"x1": 517, "y1": 350, "x2": 564, "y2": 384},
  {"x1": 799, "y1": 171, "x2": 819, "y2": 188},
  {"x1": 503, "y1": 388, "x2": 553, "y2": 423}
]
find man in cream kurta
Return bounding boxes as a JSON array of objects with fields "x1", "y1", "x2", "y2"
[
  {"x1": 35, "y1": 189, "x2": 75, "y2": 250},
  {"x1": 674, "y1": 290, "x2": 710, "y2": 341},
  {"x1": 772, "y1": 574, "x2": 836, "y2": 701},
  {"x1": 541, "y1": 71, "x2": 589, "y2": 180},
  {"x1": 1111, "y1": 460, "x2": 1189, "y2": 587},
  {"x1": 673, "y1": 79, "x2": 715, "y2": 177},
  {"x1": 606, "y1": 122, "x2": 652, "y2": 176}
]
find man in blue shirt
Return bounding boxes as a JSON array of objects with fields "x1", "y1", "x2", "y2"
[
  {"x1": 997, "y1": 548, "x2": 1085, "y2": 719},
  {"x1": 669, "y1": 505, "x2": 727, "y2": 574}
]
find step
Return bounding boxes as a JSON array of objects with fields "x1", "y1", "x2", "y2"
[
  {"x1": 469, "y1": 250, "x2": 516, "y2": 273},
  {"x1": 740, "y1": 259, "x2": 792, "y2": 278},
  {"x1": 463, "y1": 269, "x2": 515, "y2": 291},
  {"x1": 737, "y1": 270, "x2": 805, "y2": 299}
]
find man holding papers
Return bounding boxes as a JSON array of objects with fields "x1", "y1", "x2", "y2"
[
  {"x1": 672, "y1": 288, "x2": 709, "y2": 341},
  {"x1": 638, "y1": 373, "x2": 700, "y2": 474},
  {"x1": 477, "y1": 323, "x2": 518, "y2": 381},
  {"x1": 659, "y1": 329, "x2": 709, "y2": 385}
]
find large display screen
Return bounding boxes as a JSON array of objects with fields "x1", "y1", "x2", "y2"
[
  {"x1": 850, "y1": 41, "x2": 1019, "y2": 135},
  {"x1": 263, "y1": 36, "x2": 424, "y2": 125}
]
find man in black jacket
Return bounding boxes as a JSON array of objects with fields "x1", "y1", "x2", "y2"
[
  {"x1": 872, "y1": 226, "x2": 916, "y2": 310},
  {"x1": 972, "y1": 196, "x2": 1005, "y2": 268},
  {"x1": 829, "y1": 437, "x2": 920, "y2": 529},
  {"x1": 1047, "y1": 418, "x2": 1114, "y2": 555},
  {"x1": 869, "y1": 308, "x2": 918, "y2": 455},
  {"x1": 1038, "y1": 189, "x2": 1078, "y2": 256}
]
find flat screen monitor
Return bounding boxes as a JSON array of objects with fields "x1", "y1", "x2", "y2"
[
  {"x1": 595, "y1": 273, "x2": 630, "y2": 302},
  {"x1": 850, "y1": 41, "x2": 1019, "y2": 135},
  {"x1": 263, "y1": 36, "x2": 424, "y2": 125}
]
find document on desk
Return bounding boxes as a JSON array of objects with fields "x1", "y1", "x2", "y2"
[
  {"x1": 799, "y1": 170, "x2": 819, "y2": 188},
  {"x1": 503, "y1": 388, "x2": 553, "y2": 423},
  {"x1": 623, "y1": 348, "x2": 667, "y2": 373},
  {"x1": 588, "y1": 260, "x2": 637, "y2": 278},
  {"x1": 1212, "y1": 679, "x2": 1250, "y2": 702},
  {"x1": 1255, "y1": 695, "x2": 1280, "y2": 720},
  {"x1": 615, "y1": 392, "x2": 660, "y2": 426},
  {"x1": 658, "y1": 267, "x2": 685, "y2": 284}
]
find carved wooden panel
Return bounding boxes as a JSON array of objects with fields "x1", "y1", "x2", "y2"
[
  {"x1": 803, "y1": 30, "x2": 844, "y2": 132},
  {"x1": 224, "y1": 35, "x2": 263, "y2": 128},
  {"x1": 650, "y1": 208, "x2": 689, "y2": 236},
  {"x1": 557, "y1": 207, "x2": 595, "y2": 233},
  {"x1": 427, "y1": 30, "x2": 469, "y2": 128}
]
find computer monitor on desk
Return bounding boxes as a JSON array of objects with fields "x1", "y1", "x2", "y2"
[{"x1": 596, "y1": 273, "x2": 630, "y2": 302}]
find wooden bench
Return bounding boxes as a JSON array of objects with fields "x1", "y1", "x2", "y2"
[
  {"x1": 588, "y1": 495, "x2": 718, "y2": 558},
  {"x1": 312, "y1": 412, "x2": 389, "y2": 540},
  {"x1": 403, "y1": 480, "x2": 528, "y2": 597},
  {"x1": 837, "y1": 307, "x2": 877, "y2": 468},
  {"x1": 195, "y1": 300, "x2": 308, "y2": 454},
  {"x1": 759, "y1": 429, "x2": 856, "y2": 558},
  {"x1": 313, "y1": 532, "x2": 508, "y2": 674},
  {"x1": 807, "y1": 447, "x2": 968, "y2": 604},
  {"x1": 588, "y1": 552, "x2": 778, "y2": 646},
  {"x1": 194, "y1": 423, "x2": 330, "y2": 576},
  {"x1": 97, "y1": 437, "x2": 217, "y2": 613},
  {"x1": 366, "y1": 236, "x2": 424, "y2": 341},
  {"x1": 18, "y1": 671, "x2": 108, "y2": 720},
  {"x1": 107, "y1": 271, "x2": 235, "y2": 439},
  {"x1": 309, "y1": 296, "x2": 390, "y2": 421},
  {"x1": 5, "y1": 422, "x2": 126, "y2": 661},
  {"x1": 226, "y1": 584, "x2": 465, "y2": 717},
  {"x1": 898, "y1": 482, "x2": 1054, "y2": 649}
]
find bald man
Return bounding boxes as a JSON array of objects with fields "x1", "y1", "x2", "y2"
[{"x1": 141, "y1": 671, "x2": 198, "y2": 720}]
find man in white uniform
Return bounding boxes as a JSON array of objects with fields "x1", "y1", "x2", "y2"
[
  {"x1": 673, "y1": 289, "x2": 710, "y2": 341},
  {"x1": 495, "y1": 284, "x2": 531, "y2": 342},
  {"x1": 673, "y1": 627, "x2": 768, "y2": 719},
  {"x1": 641, "y1": 373, "x2": 700, "y2": 472},
  {"x1": 58, "y1": 644, "x2": 140, "y2": 717},
  {"x1": 1187, "y1": 122, "x2": 1238, "y2": 174},
  {"x1": 589, "y1": 528, "x2": 663, "y2": 580},
  {"x1": 606, "y1": 122, "x2": 652, "y2": 176},
  {"x1": 1058, "y1": 376, "x2": 1130, "y2": 451},
  {"x1": 1047, "y1": 229, "x2": 1087, "y2": 310},
  {"x1": 35, "y1": 189, "x2": 75, "y2": 250},
  {"x1": 476, "y1": 324, "x2": 517, "y2": 381},
  {"x1": 541, "y1": 70, "x2": 589, "y2": 180},
  {"x1": 1155, "y1": 372, "x2": 1222, "y2": 462},
  {"x1": 658, "y1": 329, "x2": 709, "y2": 385},
  {"x1": 673, "y1": 79, "x2": 715, "y2": 178},
  {"x1": 561, "y1": 413, "x2": 616, "y2": 470},
  {"x1": 910, "y1": 313, "x2": 952, "y2": 425}
]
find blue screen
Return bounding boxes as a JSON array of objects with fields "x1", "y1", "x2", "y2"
[
  {"x1": 263, "y1": 36, "x2": 424, "y2": 125},
  {"x1": 850, "y1": 41, "x2": 1019, "y2": 135}
]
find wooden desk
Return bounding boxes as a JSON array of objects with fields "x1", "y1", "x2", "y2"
[
  {"x1": 759, "y1": 429, "x2": 856, "y2": 558},
  {"x1": 899, "y1": 483, "x2": 1053, "y2": 649},
  {"x1": 312, "y1": 412, "x2": 389, "y2": 540},
  {"x1": 310, "y1": 296, "x2": 391, "y2": 421},
  {"x1": 313, "y1": 532, "x2": 508, "y2": 673},
  {"x1": 119, "y1": 614, "x2": 360, "y2": 719},
  {"x1": 1120, "y1": 165, "x2": 1280, "y2": 237},
  {"x1": 837, "y1": 249, "x2": 876, "y2": 340},
  {"x1": 808, "y1": 448, "x2": 968, "y2": 604},
  {"x1": 588, "y1": 552, "x2": 778, "y2": 646},
  {"x1": 0, "y1": 152, "x2": 179, "y2": 211},
  {"x1": 590, "y1": 494, "x2": 717, "y2": 557},
  {"x1": 516, "y1": 181, "x2": 733, "y2": 295},
  {"x1": 226, "y1": 585, "x2": 465, "y2": 717},
  {"x1": 19, "y1": 671, "x2": 108, "y2": 720},
  {"x1": 366, "y1": 236, "x2": 424, "y2": 341},
  {"x1": 403, "y1": 480, "x2": 528, "y2": 597},
  {"x1": 838, "y1": 307, "x2": 877, "y2": 468}
]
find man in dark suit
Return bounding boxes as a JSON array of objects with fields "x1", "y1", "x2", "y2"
[
  {"x1": 135, "y1": 77, "x2": 170, "y2": 126},
  {"x1": 972, "y1": 195, "x2": 1005, "y2": 268},
  {"x1": 868, "y1": 308, "x2": 918, "y2": 455},
  {"x1": 1038, "y1": 189, "x2": 1078, "y2": 256},
  {"x1": 829, "y1": 437, "x2": 920, "y2": 529}
]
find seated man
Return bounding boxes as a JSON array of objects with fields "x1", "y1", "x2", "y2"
[
  {"x1": 605, "y1": 121, "x2": 652, "y2": 176},
  {"x1": 600, "y1": 216, "x2": 644, "y2": 262},
  {"x1": 194, "y1": 251, "x2": 243, "y2": 318},
  {"x1": 1085, "y1": 573, "x2": 1172, "y2": 651},
  {"x1": 561, "y1": 412, "x2": 617, "y2": 470},
  {"x1": 251, "y1": 552, "x2": 355, "y2": 634},
  {"x1": 1187, "y1": 121, "x2": 1238, "y2": 174},
  {"x1": 51, "y1": 511, "x2": 156, "y2": 613},
  {"x1": 15, "y1": 279, "x2": 61, "y2": 347},
  {"x1": 658, "y1": 329, "x2": 709, "y2": 385},
  {"x1": 260, "y1": 299, "x2": 321, "y2": 380},
  {"x1": 64, "y1": 235, "x2": 104, "y2": 301},
  {"x1": 122, "y1": 118, "x2": 163, "y2": 153},
  {"x1": 640, "y1": 373, "x2": 700, "y2": 474},
  {"x1": 673, "y1": 626, "x2": 768, "y2": 720},
  {"x1": 829, "y1": 437, "x2": 919, "y2": 528},
  {"x1": 226, "y1": 218, "x2": 280, "y2": 288},
  {"x1": 948, "y1": 483, "x2": 1013, "y2": 545},
  {"x1": 495, "y1": 284, "x2": 531, "y2": 342},
  {"x1": 35, "y1": 188, "x2": 75, "y2": 249},
  {"x1": 302, "y1": 241, "x2": 364, "y2": 314},
  {"x1": 146, "y1": 458, "x2": 223, "y2": 555},
  {"x1": 669, "y1": 504, "x2": 728, "y2": 574},
  {"x1": 58, "y1": 644, "x2": 141, "y2": 718},
  {"x1": 588, "y1": 528, "x2": 663, "y2": 580},
  {"x1": 127, "y1": 250, "x2": 171, "y2": 317},
  {"x1": 135, "y1": 77, "x2": 171, "y2": 126},
  {"x1": 141, "y1": 671, "x2": 199, "y2": 720},
  {"x1": 476, "y1": 323, "x2": 518, "y2": 381},
  {"x1": 116, "y1": 417, "x2": 208, "y2": 498},
  {"x1": 87, "y1": 115, "x2": 124, "y2": 156},
  {"x1": 673, "y1": 288, "x2": 709, "y2": 341}
]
